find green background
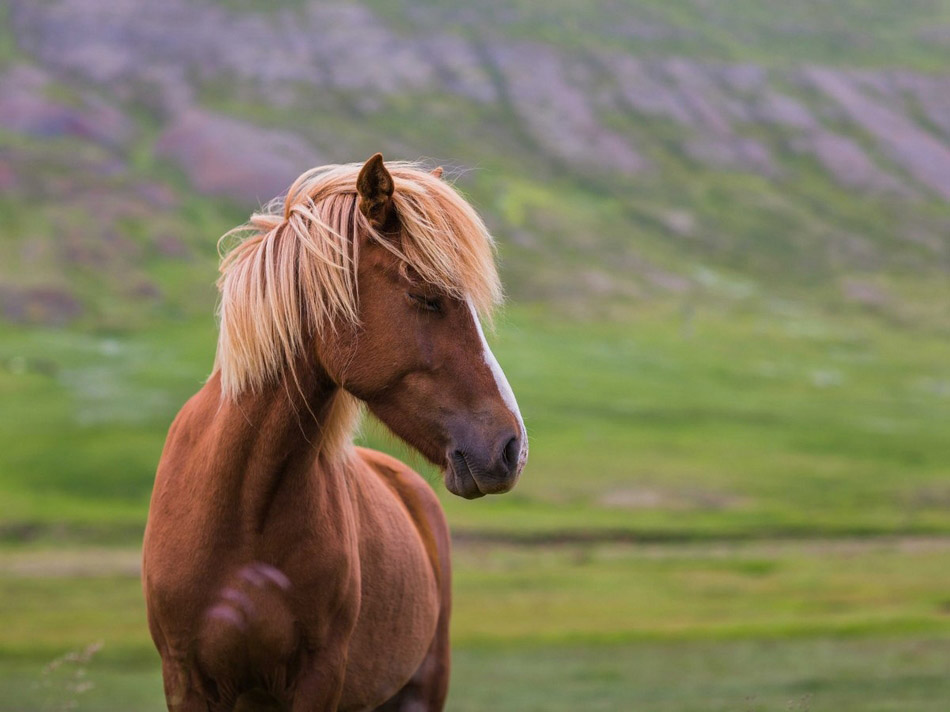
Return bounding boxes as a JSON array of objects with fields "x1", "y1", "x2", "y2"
[{"x1": 2, "y1": 0, "x2": 950, "y2": 709}]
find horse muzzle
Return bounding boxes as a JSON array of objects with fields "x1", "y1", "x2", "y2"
[{"x1": 444, "y1": 427, "x2": 526, "y2": 500}]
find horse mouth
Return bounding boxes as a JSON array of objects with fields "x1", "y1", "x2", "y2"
[{"x1": 445, "y1": 451, "x2": 486, "y2": 500}]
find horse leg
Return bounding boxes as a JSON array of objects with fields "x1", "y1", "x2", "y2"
[
  {"x1": 290, "y1": 652, "x2": 348, "y2": 712},
  {"x1": 165, "y1": 691, "x2": 211, "y2": 712},
  {"x1": 160, "y1": 658, "x2": 215, "y2": 712}
]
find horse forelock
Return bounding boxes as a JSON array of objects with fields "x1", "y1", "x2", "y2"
[{"x1": 212, "y1": 160, "x2": 501, "y2": 457}]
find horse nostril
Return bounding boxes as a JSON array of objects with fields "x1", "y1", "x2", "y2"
[{"x1": 502, "y1": 436, "x2": 520, "y2": 472}]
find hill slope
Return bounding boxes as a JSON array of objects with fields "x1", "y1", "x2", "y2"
[
  {"x1": 2, "y1": 0, "x2": 949, "y2": 327},
  {"x1": 1, "y1": 0, "x2": 949, "y2": 542}
]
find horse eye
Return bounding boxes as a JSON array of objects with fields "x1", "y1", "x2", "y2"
[{"x1": 407, "y1": 293, "x2": 443, "y2": 313}]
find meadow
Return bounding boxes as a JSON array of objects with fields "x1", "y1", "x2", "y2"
[
  {"x1": 2, "y1": 299, "x2": 950, "y2": 709},
  {"x1": 4, "y1": 300, "x2": 950, "y2": 542},
  {"x1": 3, "y1": 0, "x2": 950, "y2": 707},
  {"x1": 3, "y1": 539, "x2": 950, "y2": 710}
]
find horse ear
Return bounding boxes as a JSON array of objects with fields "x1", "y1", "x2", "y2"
[
  {"x1": 431, "y1": 166, "x2": 444, "y2": 179},
  {"x1": 357, "y1": 153, "x2": 394, "y2": 229}
]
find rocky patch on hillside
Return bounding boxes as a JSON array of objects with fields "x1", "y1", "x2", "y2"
[
  {"x1": 0, "y1": 64, "x2": 133, "y2": 149},
  {"x1": 2, "y1": 0, "x2": 950, "y2": 328},
  {"x1": 155, "y1": 109, "x2": 322, "y2": 204},
  {"x1": 9, "y1": 0, "x2": 950, "y2": 201},
  {"x1": 0, "y1": 139, "x2": 193, "y2": 325}
]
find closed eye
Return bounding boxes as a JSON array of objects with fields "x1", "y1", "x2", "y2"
[{"x1": 407, "y1": 292, "x2": 443, "y2": 314}]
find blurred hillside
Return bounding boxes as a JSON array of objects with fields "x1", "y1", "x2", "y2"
[
  {"x1": 3, "y1": 6, "x2": 950, "y2": 708},
  {"x1": 1, "y1": 0, "x2": 950, "y2": 543},
  {"x1": 2, "y1": 0, "x2": 950, "y2": 330}
]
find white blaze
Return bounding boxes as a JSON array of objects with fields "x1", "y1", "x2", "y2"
[{"x1": 467, "y1": 301, "x2": 528, "y2": 472}]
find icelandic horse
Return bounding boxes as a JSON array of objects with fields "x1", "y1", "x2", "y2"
[{"x1": 142, "y1": 154, "x2": 527, "y2": 711}]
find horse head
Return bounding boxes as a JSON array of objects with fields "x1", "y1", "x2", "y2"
[
  {"x1": 216, "y1": 153, "x2": 527, "y2": 498},
  {"x1": 318, "y1": 154, "x2": 528, "y2": 498}
]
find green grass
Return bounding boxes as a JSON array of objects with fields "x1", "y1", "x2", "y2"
[
  {"x1": 3, "y1": 299, "x2": 950, "y2": 543},
  {"x1": 3, "y1": 298, "x2": 948, "y2": 709},
  {"x1": 6, "y1": 540, "x2": 950, "y2": 655},
  {"x1": 3, "y1": 2, "x2": 950, "y2": 706},
  {"x1": 5, "y1": 638, "x2": 950, "y2": 712},
  {"x1": 450, "y1": 638, "x2": 950, "y2": 712},
  {"x1": 3, "y1": 541, "x2": 950, "y2": 710},
  {"x1": 433, "y1": 304, "x2": 950, "y2": 539}
]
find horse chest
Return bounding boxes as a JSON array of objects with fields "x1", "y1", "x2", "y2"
[{"x1": 337, "y1": 479, "x2": 442, "y2": 708}]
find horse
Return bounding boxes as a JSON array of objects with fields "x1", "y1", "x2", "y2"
[{"x1": 142, "y1": 154, "x2": 528, "y2": 711}]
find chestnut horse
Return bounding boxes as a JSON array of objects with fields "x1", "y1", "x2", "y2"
[{"x1": 142, "y1": 154, "x2": 527, "y2": 711}]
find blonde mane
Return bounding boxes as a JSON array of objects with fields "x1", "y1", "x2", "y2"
[{"x1": 213, "y1": 160, "x2": 502, "y2": 455}]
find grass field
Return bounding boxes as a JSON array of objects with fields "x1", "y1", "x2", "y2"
[
  {"x1": 2, "y1": 300, "x2": 950, "y2": 709},
  {"x1": 3, "y1": 539, "x2": 950, "y2": 710},
  {"x1": 3, "y1": 300, "x2": 950, "y2": 542},
  {"x1": 3, "y1": 0, "x2": 950, "y2": 708},
  {"x1": 7, "y1": 636, "x2": 950, "y2": 712}
]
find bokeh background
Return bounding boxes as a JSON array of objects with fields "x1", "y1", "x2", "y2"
[{"x1": 2, "y1": 1, "x2": 950, "y2": 709}]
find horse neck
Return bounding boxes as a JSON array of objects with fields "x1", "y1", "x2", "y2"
[{"x1": 194, "y1": 363, "x2": 352, "y2": 535}]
